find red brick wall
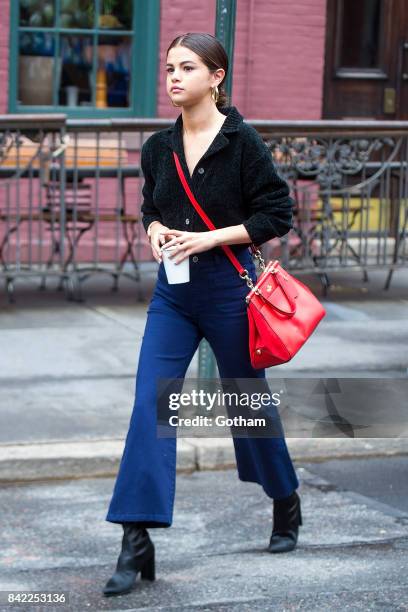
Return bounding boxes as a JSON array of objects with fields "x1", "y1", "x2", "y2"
[{"x1": 0, "y1": 0, "x2": 10, "y2": 113}]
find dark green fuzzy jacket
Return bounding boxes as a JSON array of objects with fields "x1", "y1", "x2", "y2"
[{"x1": 140, "y1": 105, "x2": 293, "y2": 248}]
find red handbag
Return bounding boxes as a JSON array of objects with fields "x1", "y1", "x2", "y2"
[{"x1": 173, "y1": 151, "x2": 326, "y2": 368}]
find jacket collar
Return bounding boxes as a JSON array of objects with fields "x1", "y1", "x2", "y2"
[
  {"x1": 165, "y1": 105, "x2": 244, "y2": 182},
  {"x1": 166, "y1": 105, "x2": 243, "y2": 139},
  {"x1": 167, "y1": 106, "x2": 244, "y2": 159}
]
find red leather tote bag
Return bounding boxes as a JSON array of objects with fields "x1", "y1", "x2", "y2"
[{"x1": 173, "y1": 151, "x2": 326, "y2": 368}]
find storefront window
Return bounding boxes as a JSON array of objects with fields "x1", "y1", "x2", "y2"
[{"x1": 11, "y1": 0, "x2": 158, "y2": 116}]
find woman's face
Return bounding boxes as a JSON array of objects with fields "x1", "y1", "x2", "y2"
[{"x1": 166, "y1": 45, "x2": 224, "y2": 107}]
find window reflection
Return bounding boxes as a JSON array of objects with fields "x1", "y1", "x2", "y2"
[
  {"x1": 18, "y1": 32, "x2": 57, "y2": 105},
  {"x1": 59, "y1": 36, "x2": 93, "y2": 106},
  {"x1": 59, "y1": 0, "x2": 95, "y2": 29},
  {"x1": 16, "y1": 0, "x2": 133, "y2": 109},
  {"x1": 20, "y1": 0, "x2": 56, "y2": 27},
  {"x1": 96, "y1": 36, "x2": 131, "y2": 107},
  {"x1": 19, "y1": 0, "x2": 95, "y2": 29},
  {"x1": 339, "y1": 0, "x2": 381, "y2": 68},
  {"x1": 99, "y1": 0, "x2": 132, "y2": 30}
]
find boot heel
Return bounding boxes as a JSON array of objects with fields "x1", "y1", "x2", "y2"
[
  {"x1": 141, "y1": 553, "x2": 155, "y2": 581},
  {"x1": 298, "y1": 505, "x2": 303, "y2": 526}
]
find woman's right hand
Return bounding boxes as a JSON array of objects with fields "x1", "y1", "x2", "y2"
[{"x1": 149, "y1": 222, "x2": 170, "y2": 263}]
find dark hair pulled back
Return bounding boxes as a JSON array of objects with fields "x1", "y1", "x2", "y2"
[{"x1": 166, "y1": 32, "x2": 230, "y2": 108}]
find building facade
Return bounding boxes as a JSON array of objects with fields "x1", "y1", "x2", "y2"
[
  {"x1": 0, "y1": 1, "x2": 406, "y2": 284},
  {"x1": 1, "y1": 1, "x2": 407, "y2": 123},
  {"x1": 0, "y1": 0, "x2": 327, "y2": 120}
]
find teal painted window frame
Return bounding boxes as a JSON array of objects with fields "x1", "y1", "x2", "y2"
[{"x1": 8, "y1": 0, "x2": 159, "y2": 117}]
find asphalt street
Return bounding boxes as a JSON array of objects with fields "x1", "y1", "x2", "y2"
[
  {"x1": 0, "y1": 458, "x2": 407, "y2": 611},
  {"x1": 302, "y1": 456, "x2": 408, "y2": 513}
]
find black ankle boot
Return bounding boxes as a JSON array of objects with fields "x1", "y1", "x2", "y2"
[
  {"x1": 268, "y1": 490, "x2": 303, "y2": 553},
  {"x1": 103, "y1": 524, "x2": 155, "y2": 597}
]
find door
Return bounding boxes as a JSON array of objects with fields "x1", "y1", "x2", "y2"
[{"x1": 323, "y1": 0, "x2": 408, "y2": 119}]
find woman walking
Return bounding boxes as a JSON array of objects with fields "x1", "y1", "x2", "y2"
[{"x1": 103, "y1": 32, "x2": 302, "y2": 597}]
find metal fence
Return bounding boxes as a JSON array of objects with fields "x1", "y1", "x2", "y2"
[
  {"x1": 254, "y1": 119, "x2": 408, "y2": 294},
  {"x1": 1, "y1": 115, "x2": 407, "y2": 302}
]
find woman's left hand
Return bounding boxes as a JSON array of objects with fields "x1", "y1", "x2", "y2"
[{"x1": 160, "y1": 229, "x2": 218, "y2": 264}]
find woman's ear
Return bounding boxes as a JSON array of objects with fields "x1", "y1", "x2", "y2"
[{"x1": 214, "y1": 68, "x2": 225, "y2": 87}]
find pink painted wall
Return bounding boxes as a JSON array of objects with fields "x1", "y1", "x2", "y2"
[
  {"x1": 0, "y1": 0, "x2": 327, "y2": 117},
  {"x1": 0, "y1": 0, "x2": 10, "y2": 113},
  {"x1": 157, "y1": 0, "x2": 327, "y2": 120},
  {"x1": 234, "y1": 0, "x2": 327, "y2": 119},
  {"x1": 156, "y1": 1, "x2": 217, "y2": 117}
]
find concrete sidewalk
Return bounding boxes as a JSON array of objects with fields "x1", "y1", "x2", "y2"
[
  {"x1": 1, "y1": 437, "x2": 407, "y2": 483},
  {"x1": 0, "y1": 263, "x2": 407, "y2": 482}
]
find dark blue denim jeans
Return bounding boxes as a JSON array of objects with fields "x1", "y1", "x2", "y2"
[{"x1": 105, "y1": 246, "x2": 299, "y2": 526}]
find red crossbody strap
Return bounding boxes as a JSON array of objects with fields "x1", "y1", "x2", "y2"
[{"x1": 173, "y1": 151, "x2": 254, "y2": 276}]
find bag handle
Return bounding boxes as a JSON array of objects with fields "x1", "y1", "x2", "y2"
[
  {"x1": 173, "y1": 151, "x2": 257, "y2": 280},
  {"x1": 264, "y1": 269, "x2": 297, "y2": 315},
  {"x1": 246, "y1": 259, "x2": 297, "y2": 316}
]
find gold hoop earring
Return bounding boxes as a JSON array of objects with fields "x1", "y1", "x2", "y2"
[{"x1": 211, "y1": 85, "x2": 219, "y2": 104}]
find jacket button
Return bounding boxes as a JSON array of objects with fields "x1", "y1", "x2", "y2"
[
  {"x1": 185, "y1": 218, "x2": 190, "y2": 224},
  {"x1": 197, "y1": 167, "x2": 204, "y2": 174},
  {"x1": 192, "y1": 256, "x2": 199, "y2": 262}
]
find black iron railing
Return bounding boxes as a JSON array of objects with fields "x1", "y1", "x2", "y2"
[{"x1": 1, "y1": 115, "x2": 407, "y2": 302}]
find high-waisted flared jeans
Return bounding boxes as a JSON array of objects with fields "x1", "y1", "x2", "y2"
[{"x1": 105, "y1": 245, "x2": 299, "y2": 526}]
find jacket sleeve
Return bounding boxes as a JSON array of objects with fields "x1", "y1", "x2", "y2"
[
  {"x1": 241, "y1": 136, "x2": 294, "y2": 247},
  {"x1": 140, "y1": 140, "x2": 163, "y2": 234}
]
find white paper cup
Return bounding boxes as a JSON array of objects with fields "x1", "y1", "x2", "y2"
[{"x1": 161, "y1": 245, "x2": 190, "y2": 284}]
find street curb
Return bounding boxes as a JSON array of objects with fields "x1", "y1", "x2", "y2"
[{"x1": 0, "y1": 438, "x2": 407, "y2": 483}]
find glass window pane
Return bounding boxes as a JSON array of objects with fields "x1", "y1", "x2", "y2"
[
  {"x1": 18, "y1": 32, "x2": 56, "y2": 105},
  {"x1": 59, "y1": 35, "x2": 93, "y2": 106},
  {"x1": 59, "y1": 0, "x2": 95, "y2": 29},
  {"x1": 19, "y1": 0, "x2": 56, "y2": 27},
  {"x1": 96, "y1": 36, "x2": 131, "y2": 107},
  {"x1": 16, "y1": 1, "x2": 135, "y2": 109},
  {"x1": 339, "y1": 0, "x2": 381, "y2": 68},
  {"x1": 99, "y1": 0, "x2": 132, "y2": 30}
]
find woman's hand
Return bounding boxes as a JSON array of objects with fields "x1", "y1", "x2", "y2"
[
  {"x1": 160, "y1": 229, "x2": 219, "y2": 264},
  {"x1": 149, "y1": 223, "x2": 171, "y2": 263}
]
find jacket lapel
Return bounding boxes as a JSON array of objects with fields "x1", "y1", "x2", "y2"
[{"x1": 165, "y1": 105, "x2": 244, "y2": 185}]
